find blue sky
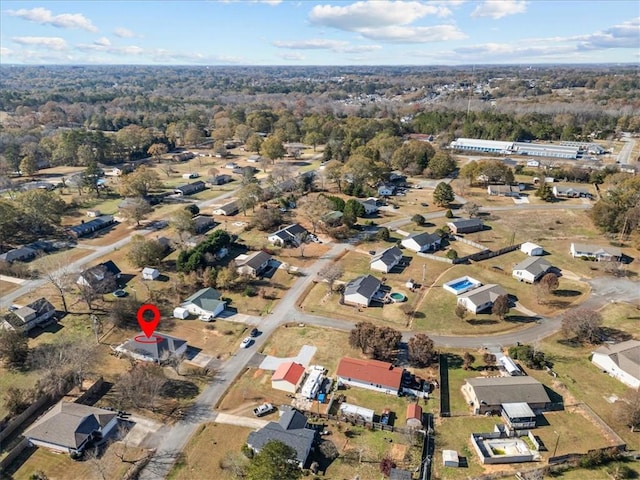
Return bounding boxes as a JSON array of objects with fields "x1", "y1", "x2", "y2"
[{"x1": 1, "y1": 1, "x2": 638, "y2": 65}]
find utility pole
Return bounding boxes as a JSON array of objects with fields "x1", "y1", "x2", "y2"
[
  {"x1": 552, "y1": 431, "x2": 560, "y2": 457},
  {"x1": 91, "y1": 314, "x2": 100, "y2": 344}
]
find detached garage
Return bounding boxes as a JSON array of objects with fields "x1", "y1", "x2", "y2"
[
  {"x1": 142, "y1": 267, "x2": 160, "y2": 280},
  {"x1": 520, "y1": 242, "x2": 544, "y2": 256}
]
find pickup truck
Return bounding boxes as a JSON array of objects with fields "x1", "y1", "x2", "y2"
[{"x1": 253, "y1": 403, "x2": 275, "y2": 417}]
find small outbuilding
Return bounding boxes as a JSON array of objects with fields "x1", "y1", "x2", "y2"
[
  {"x1": 272, "y1": 361, "x2": 306, "y2": 394},
  {"x1": 142, "y1": 267, "x2": 160, "y2": 280},
  {"x1": 406, "y1": 403, "x2": 423, "y2": 428},
  {"x1": 339, "y1": 402, "x2": 374, "y2": 423},
  {"x1": 173, "y1": 307, "x2": 189, "y2": 319},
  {"x1": 443, "y1": 449, "x2": 459, "y2": 467},
  {"x1": 520, "y1": 242, "x2": 544, "y2": 256}
]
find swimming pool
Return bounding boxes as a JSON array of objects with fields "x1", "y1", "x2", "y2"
[{"x1": 443, "y1": 276, "x2": 481, "y2": 295}]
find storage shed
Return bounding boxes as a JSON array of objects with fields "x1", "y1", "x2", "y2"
[
  {"x1": 173, "y1": 307, "x2": 189, "y2": 319},
  {"x1": 406, "y1": 403, "x2": 423, "y2": 428},
  {"x1": 520, "y1": 242, "x2": 544, "y2": 256},
  {"x1": 142, "y1": 267, "x2": 160, "y2": 280},
  {"x1": 443, "y1": 449, "x2": 459, "y2": 467}
]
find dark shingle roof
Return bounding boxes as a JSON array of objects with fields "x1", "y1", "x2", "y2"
[
  {"x1": 371, "y1": 246, "x2": 403, "y2": 267},
  {"x1": 237, "y1": 251, "x2": 272, "y2": 270},
  {"x1": 513, "y1": 257, "x2": 552, "y2": 276},
  {"x1": 465, "y1": 376, "x2": 551, "y2": 406},
  {"x1": 345, "y1": 275, "x2": 382, "y2": 299},
  {"x1": 404, "y1": 232, "x2": 441, "y2": 247},
  {"x1": 116, "y1": 332, "x2": 187, "y2": 362}
]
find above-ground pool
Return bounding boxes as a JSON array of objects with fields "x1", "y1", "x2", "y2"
[
  {"x1": 443, "y1": 276, "x2": 482, "y2": 295},
  {"x1": 389, "y1": 292, "x2": 406, "y2": 302}
]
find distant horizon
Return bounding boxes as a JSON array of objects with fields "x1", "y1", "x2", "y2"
[{"x1": 1, "y1": 1, "x2": 638, "y2": 65}]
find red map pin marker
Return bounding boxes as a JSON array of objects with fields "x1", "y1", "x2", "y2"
[{"x1": 137, "y1": 304, "x2": 160, "y2": 338}]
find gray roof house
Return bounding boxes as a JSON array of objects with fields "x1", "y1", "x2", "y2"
[
  {"x1": 212, "y1": 200, "x2": 239, "y2": 216},
  {"x1": 0, "y1": 246, "x2": 37, "y2": 263},
  {"x1": 77, "y1": 261, "x2": 121, "y2": 293},
  {"x1": 2, "y1": 298, "x2": 56, "y2": 333},
  {"x1": 174, "y1": 181, "x2": 206, "y2": 196},
  {"x1": 401, "y1": 232, "x2": 442, "y2": 253},
  {"x1": 235, "y1": 251, "x2": 272, "y2": 277},
  {"x1": 344, "y1": 275, "x2": 382, "y2": 307},
  {"x1": 115, "y1": 332, "x2": 188, "y2": 363},
  {"x1": 457, "y1": 284, "x2": 507, "y2": 314},
  {"x1": 357, "y1": 198, "x2": 378, "y2": 215},
  {"x1": 193, "y1": 215, "x2": 216, "y2": 234},
  {"x1": 247, "y1": 407, "x2": 317, "y2": 468},
  {"x1": 592, "y1": 339, "x2": 640, "y2": 389},
  {"x1": 447, "y1": 218, "x2": 484, "y2": 234},
  {"x1": 67, "y1": 215, "x2": 115, "y2": 238},
  {"x1": 570, "y1": 243, "x2": 622, "y2": 261},
  {"x1": 268, "y1": 224, "x2": 308, "y2": 246},
  {"x1": 552, "y1": 185, "x2": 592, "y2": 198},
  {"x1": 180, "y1": 287, "x2": 226, "y2": 320},
  {"x1": 370, "y1": 246, "x2": 403, "y2": 273},
  {"x1": 512, "y1": 257, "x2": 553, "y2": 284},
  {"x1": 24, "y1": 401, "x2": 119, "y2": 454},
  {"x1": 462, "y1": 376, "x2": 552, "y2": 414}
]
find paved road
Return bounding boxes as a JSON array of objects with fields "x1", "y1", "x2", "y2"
[{"x1": 616, "y1": 136, "x2": 636, "y2": 165}]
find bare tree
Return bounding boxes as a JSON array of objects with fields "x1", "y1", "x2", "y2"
[
  {"x1": 537, "y1": 272, "x2": 559, "y2": 304},
  {"x1": 492, "y1": 295, "x2": 510, "y2": 320},
  {"x1": 561, "y1": 308, "x2": 603, "y2": 344},
  {"x1": 619, "y1": 390, "x2": 640, "y2": 432},
  {"x1": 38, "y1": 254, "x2": 74, "y2": 313},
  {"x1": 297, "y1": 195, "x2": 333, "y2": 234},
  {"x1": 454, "y1": 303, "x2": 468, "y2": 321},
  {"x1": 317, "y1": 263, "x2": 344, "y2": 293},
  {"x1": 115, "y1": 363, "x2": 166, "y2": 411}
]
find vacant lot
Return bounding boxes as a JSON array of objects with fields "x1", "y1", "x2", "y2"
[
  {"x1": 168, "y1": 423, "x2": 252, "y2": 480},
  {"x1": 0, "y1": 279, "x2": 20, "y2": 295},
  {"x1": 10, "y1": 441, "x2": 148, "y2": 480}
]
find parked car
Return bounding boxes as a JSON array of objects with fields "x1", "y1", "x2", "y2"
[
  {"x1": 250, "y1": 328, "x2": 259, "y2": 337},
  {"x1": 253, "y1": 403, "x2": 275, "y2": 417},
  {"x1": 240, "y1": 337, "x2": 253, "y2": 348}
]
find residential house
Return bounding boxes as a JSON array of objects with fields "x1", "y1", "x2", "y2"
[
  {"x1": 336, "y1": 357, "x2": 403, "y2": 395},
  {"x1": 268, "y1": 224, "x2": 308, "y2": 246},
  {"x1": 570, "y1": 243, "x2": 622, "y2": 261},
  {"x1": 247, "y1": 154, "x2": 262, "y2": 163},
  {"x1": 457, "y1": 284, "x2": 507, "y2": 313},
  {"x1": 115, "y1": 332, "x2": 188, "y2": 363},
  {"x1": 180, "y1": 287, "x2": 226, "y2": 320},
  {"x1": 142, "y1": 267, "x2": 160, "y2": 280},
  {"x1": 174, "y1": 181, "x2": 206, "y2": 196},
  {"x1": 193, "y1": 215, "x2": 216, "y2": 234},
  {"x1": 207, "y1": 174, "x2": 232, "y2": 186},
  {"x1": 512, "y1": 257, "x2": 552, "y2": 283},
  {"x1": 343, "y1": 275, "x2": 382, "y2": 307},
  {"x1": 233, "y1": 166, "x2": 257, "y2": 176},
  {"x1": 461, "y1": 376, "x2": 552, "y2": 414},
  {"x1": 77, "y1": 261, "x2": 121, "y2": 293},
  {"x1": 0, "y1": 246, "x2": 37, "y2": 263},
  {"x1": 172, "y1": 152, "x2": 195, "y2": 162},
  {"x1": 212, "y1": 200, "x2": 239, "y2": 216},
  {"x1": 591, "y1": 339, "x2": 640, "y2": 389},
  {"x1": 370, "y1": 246, "x2": 403, "y2": 273},
  {"x1": 401, "y1": 232, "x2": 442, "y2": 253},
  {"x1": 487, "y1": 185, "x2": 520, "y2": 197},
  {"x1": 224, "y1": 162, "x2": 239, "y2": 169},
  {"x1": 321, "y1": 210, "x2": 343, "y2": 226},
  {"x1": 447, "y1": 219, "x2": 484, "y2": 234},
  {"x1": 271, "y1": 362, "x2": 306, "y2": 394},
  {"x1": 389, "y1": 171, "x2": 407, "y2": 185},
  {"x1": 406, "y1": 403, "x2": 423, "y2": 428},
  {"x1": 67, "y1": 215, "x2": 115, "y2": 238},
  {"x1": 358, "y1": 198, "x2": 378, "y2": 215},
  {"x1": 24, "y1": 401, "x2": 118, "y2": 455},
  {"x1": 520, "y1": 242, "x2": 544, "y2": 256},
  {"x1": 552, "y1": 185, "x2": 592, "y2": 199},
  {"x1": 235, "y1": 251, "x2": 272, "y2": 277},
  {"x1": 378, "y1": 184, "x2": 396, "y2": 196},
  {"x1": 2, "y1": 298, "x2": 56, "y2": 333},
  {"x1": 247, "y1": 407, "x2": 317, "y2": 468}
]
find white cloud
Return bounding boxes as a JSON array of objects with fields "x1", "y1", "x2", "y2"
[
  {"x1": 277, "y1": 52, "x2": 305, "y2": 61},
  {"x1": 471, "y1": 0, "x2": 527, "y2": 19},
  {"x1": 576, "y1": 17, "x2": 640, "y2": 50},
  {"x1": 7, "y1": 7, "x2": 98, "y2": 32},
  {"x1": 359, "y1": 24, "x2": 466, "y2": 43},
  {"x1": 77, "y1": 43, "x2": 145, "y2": 56},
  {"x1": 0, "y1": 47, "x2": 12, "y2": 56},
  {"x1": 12, "y1": 36, "x2": 68, "y2": 50},
  {"x1": 114, "y1": 27, "x2": 137, "y2": 38},
  {"x1": 309, "y1": 1, "x2": 451, "y2": 31},
  {"x1": 273, "y1": 38, "x2": 382, "y2": 53},
  {"x1": 94, "y1": 37, "x2": 111, "y2": 47}
]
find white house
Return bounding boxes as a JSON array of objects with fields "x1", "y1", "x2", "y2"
[
  {"x1": 115, "y1": 332, "x2": 188, "y2": 363},
  {"x1": 570, "y1": 243, "x2": 622, "y2": 261},
  {"x1": 24, "y1": 402, "x2": 118, "y2": 455},
  {"x1": 2, "y1": 298, "x2": 56, "y2": 333},
  {"x1": 520, "y1": 242, "x2": 544, "y2": 256},
  {"x1": 180, "y1": 287, "x2": 226, "y2": 320},
  {"x1": 591, "y1": 340, "x2": 640, "y2": 389},
  {"x1": 358, "y1": 198, "x2": 378, "y2": 215},
  {"x1": 370, "y1": 246, "x2": 403, "y2": 273},
  {"x1": 336, "y1": 357, "x2": 403, "y2": 395},
  {"x1": 268, "y1": 224, "x2": 308, "y2": 246},
  {"x1": 401, "y1": 232, "x2": 442, "y2": 253},
  {"x1": 142, "y1": 267, "x2": 160, "y2": 280},
  {"x1": 271, "y1": 361, "x2": 306, "y2": 394},
  {"x1": 512, "y1": 257, "x2": 552, "y2": 283},
  {"x1": 457, "y1": 284, "x2": 507, "y2": 313},
  {"x1": 235, "y1": 251, "x2": 272, "y2": 277},
  {"x1": 343, "y1": 275, "x2": 382, "y2": 307},
  {"x1": 377, "y1": 184, "x2": 396, "y2": 196}
]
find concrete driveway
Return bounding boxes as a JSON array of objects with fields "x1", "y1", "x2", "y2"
[
  {"x1": 214, "y1": 413, "x2": 269, "y2": 429},
  {"x1": 122, "y1": 415, "x2": 163, "y2": 447},
  {"x1": 259, "y1": 345, "x2": 317, "y2": 370}
]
